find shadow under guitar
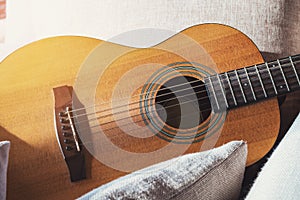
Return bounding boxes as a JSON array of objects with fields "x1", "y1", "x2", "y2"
[{"x1": 0, "y1": 124, "x2": 94, "y2": 199}]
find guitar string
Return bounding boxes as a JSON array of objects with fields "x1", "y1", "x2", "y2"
[
  {"x1": 68, "y1": 55, "x2": 300, "y2": 118},
  {"x1": 67, "y1": 59, "x2": 300, "y2": 121},
  {"x1": 71, "y1": 78, "x2": 206, "y2": 120},
  {"x1": 71, "y1": 72, "x2": 299, "y2": 135},
  {"x1": 67, "y1": 61, "x2": 300, "y2": 135},
  {"x1": 77, "y1": 106, "x2": 216, "y2": 148},
  {"x1": 75, "y1": 99, "x2": 212, "y2": 134},
  {"x1": 69, "y1": 57, "x2": 299, "y2": 116},
  {"x1": 80, "y1": 103, "x2": 213, "y2": 140},
  {"x1": 73, "y1": 65, "x2": 299, "y2": 127},
  {"x1": 77, "y1": 76, "x2": 298, "y2": 138},
  {"x1": 71, "y1": 58, "x2": 296, "y2": 123},
  {"x1": 60, "y1": 56, "x2": 300, "y2": 146},
  {"x1": 70, "y1": 55, "x2": 300, "y2": 115},
  {"x1": 70, "y1": 57, "x2": 298, "y2": 115},
  {"x1": 74, "y1": 86, "x2": 211, "y2": 126}
]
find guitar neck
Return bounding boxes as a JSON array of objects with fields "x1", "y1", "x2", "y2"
[{"x1": 205, "y1": 54, "x2": 300, "y2": 112}]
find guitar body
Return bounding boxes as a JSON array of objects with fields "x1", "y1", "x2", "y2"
[{"x1": 0, "y1": 24, "x2": 279, "y2": 199}]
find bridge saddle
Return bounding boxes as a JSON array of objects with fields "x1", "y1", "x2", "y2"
[{"x1": 53, "y1": 85, "x2": 86, "y2": 182}]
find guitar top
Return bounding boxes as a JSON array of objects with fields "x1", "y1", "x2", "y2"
[{"x1": 1, "y1": 23, "x2": 298, "y2": 199}]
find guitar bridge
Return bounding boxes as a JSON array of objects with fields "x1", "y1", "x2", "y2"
[
  {"x1": 53, "y1": 85, "x2": 86, "y2": 182},
  {"x1": 59, "y1": 106, "x2": 81, "y2": 152}
]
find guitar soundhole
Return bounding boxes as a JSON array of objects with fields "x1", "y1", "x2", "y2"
[{"x1": 155, "y1": 76, "x2": 211, "y2": 129}]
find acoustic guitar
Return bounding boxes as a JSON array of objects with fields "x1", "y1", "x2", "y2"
[{"x1": 0, "y1": 23, "x2": 299, "y2": 199}]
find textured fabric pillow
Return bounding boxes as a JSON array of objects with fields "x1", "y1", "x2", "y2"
[
  {"x1": 246, "y1": 113, "x2": 300, "y2": 200},
  {"x1": 79, "y1": 141, "x2": 247, "y2": 200},
  {"x1": 0, "y1": 141, "x2": 10, "y2": 200}
]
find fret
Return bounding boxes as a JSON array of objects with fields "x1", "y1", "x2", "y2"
[
  {"x1": 293, "y1": 55, "x2": 300, "y2": 77},
  {"x1": 207, "y1": 76, "x2": 220, "y2": 111},
  {"x1": 267, "y1": 61, "x2": 289, "y2": 94},
  {"x1": 264, "y1": 63, "x2": 278, "y2": 95},
  {"x1": 277, "y1": 59, "x2": 290, "y2": 91},
  {"x1": 277, "y1": 56, "x2": 299, "y2": 91},
  {"x1": 224, "y1": 72, "x2": 237, "y2": 106},
  {"x1": 293, "y1": 55, "x2": 300, "y2": 69},
  {"x1": 256, "y1": 64, "x2": 277, "y2": 96},
  {"x1": 242, "y1": 66, "x2": 264, "y2": 100},
  {"x1": 228, "y1": 71, "x2": 244, "y2": 105},
  {"x1": 290, "y1": 56, "x2": 300, "y2": 86},
  {"x1": 237, "y1": 68, "x2": 256, "y2": 102},
  {"x1": 244, "y1": 68, "x2": 256, "y2": 100},
  {"x1": 254, "y1": 65, "x2": 267, "y2": 98},
  {"x1": 226, "y1": 71, "x2": 245, "y2": 105},
  {"x1": 216, "y1": 74, "x2": 229, "y2": 108},
  {"x1": 210, "y1": 74, "x2": 228, "y2": 111},
  {"x1": 234, "y1": 70, "x2": 247, "y2": 103},
  {"x1": 209, "y1": 54, "x2": 300, "y2": 112}
]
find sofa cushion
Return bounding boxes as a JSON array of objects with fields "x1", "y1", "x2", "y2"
[
  {"x1": 79, "y1": 141, "x2": 247, "y2": 200},
  {"x1": 0, "y1": 141, "x2": 10, "y2": 200},
  {"x1": 246, "y1": 113, "x2": 300, "y2": 200}
]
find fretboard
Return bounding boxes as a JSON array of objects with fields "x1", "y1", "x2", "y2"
[{"x1": 205, "y1": 54, "x2": 300, "y2": 112}]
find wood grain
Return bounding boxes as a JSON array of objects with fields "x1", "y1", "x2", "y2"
[{"x1": 0, "y1": 24, "x2": 280, "y2": 199}]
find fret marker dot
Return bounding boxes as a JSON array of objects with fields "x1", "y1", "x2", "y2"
[{"x1": 243, "y1": 83, "x2": 248, "y2": 87}]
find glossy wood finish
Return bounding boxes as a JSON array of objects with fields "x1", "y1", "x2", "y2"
[{"x1": 0, "y1": 24, "x2": 280, "y2": 199}]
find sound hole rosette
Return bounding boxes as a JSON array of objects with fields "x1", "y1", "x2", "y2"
[{"x1": 140, "y1": 62, "x2": 226, "y2": 144}]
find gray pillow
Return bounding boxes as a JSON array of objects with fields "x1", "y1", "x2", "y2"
[
  {"x1": 79, "y1": 141, "x2": 247, "y2": 200},
  {"x1": 0, "y1": 141, "x2": 10, "y2": 200}
]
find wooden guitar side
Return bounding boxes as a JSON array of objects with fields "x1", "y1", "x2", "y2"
[{"x1": 0, "y1": 24, "x2": 279, "y2": 199}]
